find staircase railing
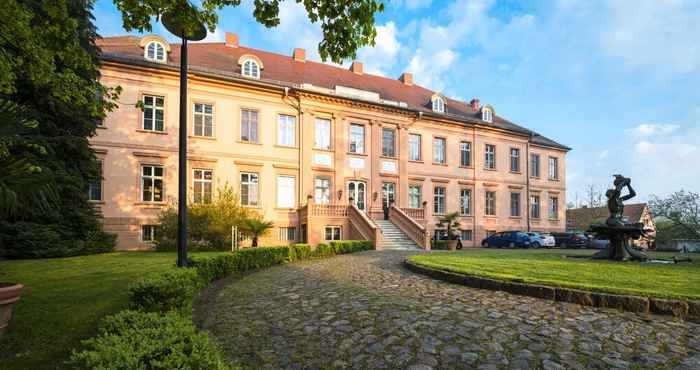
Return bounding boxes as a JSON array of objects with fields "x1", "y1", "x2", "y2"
[
  {"x1": 389, "y1": 205, "x2": 431, "y2": 250},
  {"x1": 348, "y1": 204, "x2": 381, "y2": 248},
  {"x1": 400, "y1": 207, "x2": 425, "y2": 220}
]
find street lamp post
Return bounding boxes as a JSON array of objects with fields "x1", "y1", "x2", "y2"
[{"x1": 162, "y1": 11, "x2": 206, "y2": 267}]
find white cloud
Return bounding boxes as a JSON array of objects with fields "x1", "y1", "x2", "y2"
[
  {"x1": 197, "y1": 28, "x2": 224, "y2": 43},
  {"x1": 626, "y1": 123, "x2": 680, "y2": 138},
  {"x1": 404, "y1": 0, "x2": 433, "y2": 10},
  {"x1": 357, "y1": 22, "x2": 402, "y2": 76},
  {"x1": 406, "y1": 48, "x2": 457, "y2": 91}
]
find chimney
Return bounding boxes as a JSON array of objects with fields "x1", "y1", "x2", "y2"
[
  {"x1": 293, "y1": 48, "x2": 306, "y2": 62},
  {"x1": 399, "y1": 72, "x2": 413, "y2": 86},
  {"x1": 225, "y1": 32, "x2": 239, "y2": 48},
  {"x1": 350, "y1": 61, "x2": 363, "y2": 75},
  {"x1": 469, "y1": 98, "x2": 480, "y2": 110}
]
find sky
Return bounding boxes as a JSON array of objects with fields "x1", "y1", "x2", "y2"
[{"x1": 93, "y1": 0, "x2": 700, "y2": 205}]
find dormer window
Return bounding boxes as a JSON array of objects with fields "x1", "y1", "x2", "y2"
[
  {"x1": 482, "y1": 106, "x2": 494, "y2": 123},
  {"x1": 145, "y1": 41, "x2": 166, "y2": 63},
  {"x1": 431, "y1": 95, "x2": 445, "y2": 113},
  {"x1": 242, "y1": 59, "x2": 260, "y2": 79}
]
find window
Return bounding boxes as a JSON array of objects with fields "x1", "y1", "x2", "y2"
[
  {"x1": 278, "y1": 227, "x2": 297, "y2": 242},
  {"x1": 88, "y1": 160, "x2": 103, "y2": 201},
  {"x1": 486, "y1": 230, "x2": 496, "y2": 238},
  {"x1": 349, "y1": 124, "x2": 365, "y2": 153},
  {"x1": 382, "y1": 128, "x2": 396, "y2": 157},
  {"x1": 240, "y1": 172, "x2": 259, "y2": 206},
  {"x1": 240, "y1": 109, "x2": 259, "y2": 143},
  {"x1": 510, "y1": 192, "x2": 520, "y2": 217},
  {"x1": 409, "y1": 185, "x2": 422, "y2": 208},
  {"x1": 510, "y1": 148, "x2": 520, "y2": 172},
  {"x1": 409, "y1": 134, "x2": 421, "y2": 161},
  {"x1": 193, "y1": 169, "x2": 213, "y2": 204},
  {"x1": 460, "y1": 230, "x2": 473, "y2": 241},
  {"x1": 242, "y1": 59, "x2": 260, "y2": 78},
  {"x1": 485, "y1": 144, "x2": 496, "y2": 169},
  {"x1": 485, "y1": 191, "x2": 496, "y2": 216},
  {"x1": 432, "y1": 96, "x2": 445, "y2": 113},
  {"x1": 314, "y1": 118, "x2": 331, "y2": 150},
  {"x1": 314, "y1": 177, "x2": 330, "y2": 204},
  {"x1": 549, "y1": 196, "x2": 559, "y2": 219},
  {"x1": 276, "y1": 176, "x2": 295, "y2": 208},
  {"x1": 460, "y1": 142, "x2": 471, "y2": 167},
  {"x1": 549, "y1": 157, "x2": 559, "y2": 180},
  {"x1": 142, "y1": 95, "x2": 164, "y2": 132},
  {"x1": 141, "y1": 225, "x2": 158, "y2": 242},
  {"x1": 460, "y1": 189, "x2": 471, "y2": 215},
  {"x1": 434, "y1": 186, "x2": 446, "y2": 215},
  {"x1": 145, "y1": 41, "x2": 166, "y2": 63},
  {"x1": 141, "y1": 165, "x2": 164, "y2": 202},
  {"x1": 435, "y1": 229, "x2": 448, "y2": 240},
  {"x1": 482, "y1": 107, "x2": 493, "y2": 123},
  {"x1": 193, "y1": 103, "x2": 214, "y2": 137},
  {"x1": 95, "y1": 88, "x2": 104, "y2": 127},
  {"x1": 324, "y1": 226, "x2": 341, "y2": 241},
  {"x1": 531, "y1": 195, "x2": 540, "y2": 218},
  {"x1": 530, "y1": 154, "x2": 540, "y2": 177},
  {"x1": 433, "y1": 137, "x2": 446, "y2": 164},
  {"x1": 277, "y1": 114, "x2": 296, "y2": 146},
  {"x1": 382, "y1": 182, "x2": 396, "y2": 209}
]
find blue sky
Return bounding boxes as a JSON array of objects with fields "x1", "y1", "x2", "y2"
[{"x1": 94, "y1": 0, "x2": 700, "y2": 204}]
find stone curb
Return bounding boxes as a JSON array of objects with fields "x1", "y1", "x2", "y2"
[{"x1": 403, "y1": 259, "x2": 700, "y2": 322}]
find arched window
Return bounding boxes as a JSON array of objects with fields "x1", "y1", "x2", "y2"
[
  {"x1": 145, "y1": 41, "x2": 166, "y2": 63},
  {"x1": 482, "y1": 107, "x2": 493, "y2": 123},
  {"x1": 242, "y1": 59, "x2": 260, "y2": 79},
  {"x1": 432, "y1": 96, "x2": 445, "y2": 113}
]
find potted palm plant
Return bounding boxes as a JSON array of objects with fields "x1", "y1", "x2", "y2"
[
  {"x1": 242, "y1": 216, "x2": 274, "y2": 247},
  {"x1": 436, "y1": 212, "x2": 461, "y2": 251},
  {"x1": 0, "y1": 283, "x2": 23, "y2": 334}
]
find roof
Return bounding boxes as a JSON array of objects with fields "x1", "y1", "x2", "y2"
[
  {"x1": 96, "y1": 35, "x2": 569, "y2": 151},
  {"x1": 566, "y1": 203, "x2": 649, "y2": 230}
]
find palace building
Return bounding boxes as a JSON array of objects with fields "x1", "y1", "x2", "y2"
[{"x1": 92, "y1": 33, "x2": 569, "y2": 250}]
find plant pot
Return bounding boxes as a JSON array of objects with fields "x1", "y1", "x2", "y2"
[
  {"x1": 0, "y1": 283, "x2": 23, "y2": 334},
  {"x1": 447, "y1": 240, "x2": 459, "y2": 251}
]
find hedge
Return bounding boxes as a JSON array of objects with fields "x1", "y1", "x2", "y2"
[
  {"x1": 431, "y1": 240, "x2": 449, "y2": 250},
  {"x1": 128, "y1": 268, "x2": 203, "y2": 314}
]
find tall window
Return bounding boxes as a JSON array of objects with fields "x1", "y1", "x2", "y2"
[
  {"x1": 530, "y1": 154, "x2": 540, "y2": 177},
  {"x1": 485, "y1": 144, "x2": 496, "y2": 169},
  {"x1": 193, "y1": 103, "x2": 214, "y2": 137},
  {"x1": 549, "y1": 196, "x2": 559, "y2": 219},
  {"x1": 240, "y1": 109, "x2": 259, "y2": 143},
  {"x1": 434, "y1": 137, "x2": 446, "y2": 164},
  {"x1": 141, "y1": 165, "x2": 163, "y2": 202},
  {"x1": 530, "y1": 195, "x2": 540, "y2": 218},
  {"x1": 460, "y1": 189, "x2": 472, "y2": 215},
  {"x1": 460, "y1": 142, "x2": 471, "y2": 167},
  {"x1": 314, "y1": 177, "x2": 330, "y2": 204},
  {"x1": 278, "y1": 114, "x2": 296, "y2": 147},
  {"x1": 324, "y1": 226, "x2": 342, "y2": 241},
  {"x1": 141, "y1": 225, "x2": 158, "y2": 242},
  {"x1": 193, "y1": 169, "x2": 213, "y2": 204},
  {"x1": 409, "y1": 134, "x2": 421, "y2": 161},
  {"x1": 485, "y1": 191, "x2": 496, "y2": 216},
  {"x1": 382, "y1": 182, "x2": 396, "y2": 209},
  {"x1": 510, "y1": 192, "x2": 520, "y2": 217},
  {"x1": 240, "y1": 172, "x2": 259, "y2": 206},
  {"x1": 276, "y1": 176, "x2": 295, "y2": 208},
  {"x1": 409, "y1": 185, "x2": 422, "y2": 208},
  {"x1": 88, "y1": 160, "x2": 103, "y2": 201},
  {"x1": 510, "y1": 148, "x2": 520, "y2": 172},
  {"x1": 145, "y1": 41, "x2": 166, "y2": 62},
  {"x1": 314, "y1": 118, "x2": 331, "y2": 150},
  {"x1": 549, "y1": 157, "x2": 559, "y2": 180},
  {"x1": 382, "y1": 128, "x2": 396, "y2": 157},
  {"x1": 142, "y1": 95, "x2": 164, "y2": 132},
  {"x1": 278, "y1": 227, "x2": 297, "y2": 242},
  {"x1": 433, "y1": 186, "x2": 446, "y2": 215},
  {"x1": 242, "y1": 59, "x2": 260, "y2": 78},
  {"x1": 349, "y1": 124, "x2": 365, "y2": 153},
  {"x1": 460, "y1": 230, "x2": 473, "y2": 241}
]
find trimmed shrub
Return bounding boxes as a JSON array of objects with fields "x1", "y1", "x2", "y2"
[
  {"x1": 288, "y1": 243, "x2": 312, "y2": 262},
  {"x1": 128, "y1": 268, "x2": 203, "y2": 313},
  {"x1": 431, "y1": 240, "x2": 448, "y2": 250},
  {"x1": 70, "y1": 310, "x2": 232, "y2": 370},
  {"x1": 314, "y1": 243, "x2": 334, "y2": 258}
]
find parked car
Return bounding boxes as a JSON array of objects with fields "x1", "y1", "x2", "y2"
[
  {"x1": 551, "y1": 232, "x2": 590, "y2": 248},
  {"x1": 481, "y1": 231, "x2": 532, "y2": 248},
  {"x1": 589, "y1": 237, "x2": 610, "y2": 249},
  {"x1": 526, "y1": 232, "x2": 556, "y2": 248}
]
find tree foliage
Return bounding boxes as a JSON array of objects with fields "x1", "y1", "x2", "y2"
[
  {"x1": 241, "y1": 216, "x2": 274, "y2": 247},
  {"x1": 113, "y1": 0, "x2": 384, "y2": 63},
  {"x1": 436, "y1": 212, "x2": 461, "y2": 240},
  {"x1": 649, "y1": 190, "x2": 700, "y2": 240}
]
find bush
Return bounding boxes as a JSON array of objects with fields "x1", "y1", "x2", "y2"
[
  {"x1": 128, "y1": 268, "x2": 203, "y2": 313},
  {"x1": 0, "y1": 221, "x2": 115, "y2": 259},
  {"x1": 70, "y1": 310, "x2": 231, "y2": 370},
  {"x1": 431, "y1": 240, "x2": 448, "y2": 250},
  {"x1": 288, "y1": 243, "x2": 312, "y2": 262}
]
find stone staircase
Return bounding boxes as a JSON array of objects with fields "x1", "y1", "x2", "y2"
[{"x1": 374, "y1": 219, "x2": 422, "y2": 250}]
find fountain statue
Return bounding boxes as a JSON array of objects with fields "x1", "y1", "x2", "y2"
[{"x1": 589, "y1": 175, "x2": 649, "y2": 261}]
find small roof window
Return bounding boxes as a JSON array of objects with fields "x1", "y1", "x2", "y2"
[
  {"x1": 431, "y1": 95, "x2": 445, "y2": 113},
  {"x1": 139, "y1": 35, "x2": 170, "y2": 63},
  {"x1": 482, "y1": 106, "x2": 494, "y2": 123}
]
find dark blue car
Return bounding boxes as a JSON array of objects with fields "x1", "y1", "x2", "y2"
[{"x1": 481, "y1": 231, "x2": 532, "y2": 248}]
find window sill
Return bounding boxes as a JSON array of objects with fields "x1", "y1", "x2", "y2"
[
  {"x1": 313, "y1": 147, "x2": 334, "y2": 152},
  {"x1": 134, "y1": 202, "x2": 167, "y2": 207},
  {"x1": 242, "y1": 205, "x2": 263, "y2": 209},
  {"x1": 530, "y1": 176, "x2": 541, "y2": 179},
  {"x1": 275, "y1": 207, "x2": 297, "y2": 212},
  {"x1": 96, "y1": 126, "x2": 107, "y2": 130},
  {"x1": 510, "y1": 171, "x2": 522, "y2": 174},
  {"x1": 136, "y1": 129, "x2": 168, "y2": 135},
  {"x1": 237, "y1": 140, "x2": 262, "y2": 145},
  {"x1": 408, "y1": 160, "x2": 424, "y2": 164},
  {"x1": 89, "y1": 200, "x2": 105, "y2": 205},
  {"x1": 347, "y1": 152, "x2": 368, "y2": 157},
  {"x1": 459, "y1": 165, "x2": 474, "y2": 169},
  {"x1": 548, "y1": 178, "x2": 560, "y2": 182},
  {"x1": 484, "y1": 215, "x2": 497, "y2": 218},
  {"x1": 483, "y1": 167, "x2": 498, "y2": 171},
  {"x1": 459, "y1": 213, "x2": 473, "y2": 217},
  {"x1": 509, "y1": 216, "x2": 522, "y2": 220},
  {"x1": 190, "y1": 135, "x2": 217, "y2": 141},
  {"x1": 275, "y1": 145, "x2": 299, "y2": 149},
  {"x1": 432, "y1": 162, "x2": 448, "y2": 166},
  {"x1": 380, "y1": 155, "x2": 398, "y2": 160}
]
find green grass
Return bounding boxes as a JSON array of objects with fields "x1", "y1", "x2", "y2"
[
  {"x1": 409, "y1": 249, "x2": 700, "y2": 300},
  {"x1": 0, "y1": 251, "x2": 225, "y2": 370}
]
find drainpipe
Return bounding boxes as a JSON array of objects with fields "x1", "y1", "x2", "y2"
[
  {"x1": 526, "y1": 133, "x2": 533, "y2": 232},
  {"x1": 472, "y1": 123, "x2": 477, "y2": 247}
]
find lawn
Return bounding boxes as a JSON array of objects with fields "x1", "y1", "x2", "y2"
[
  {"x1": 409, "y1": 249, "x2": 700, "y2": 300},
  {"x1": 0, "y1": 251, "x2": 225, "y2": 370}
]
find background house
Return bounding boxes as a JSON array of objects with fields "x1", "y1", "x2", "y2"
[{"x1": 566, "y1": 203, "x2": 656, "y2": 249}]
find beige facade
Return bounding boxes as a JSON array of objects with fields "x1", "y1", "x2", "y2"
[{"x1": 93, "y1": 35, "x2": 568, "y2": 250}]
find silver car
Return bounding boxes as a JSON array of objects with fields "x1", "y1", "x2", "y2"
[{"x1": 527, "y1": 232, "x2": 556, "y2": 248}]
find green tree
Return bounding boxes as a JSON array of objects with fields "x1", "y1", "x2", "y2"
[
  {"x1": 436, "y1": 212, "x2": 461, "y2": 240},
  {"x1": 242, "y1": 216, "x2": 274, "y2": 248},
  {"x1": 649, "y1": 190, "x2": 700, "y2": 240},
  {"x1": 114, "y1": 0, "x2": 384, "y2": 63},
  {"x1": 0, "y1": 0, "x2": 120, "y2": 258}
]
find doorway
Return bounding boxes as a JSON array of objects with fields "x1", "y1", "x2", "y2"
[{"x1": 347, "y1": 181, "x2": 367, "y2": 211}]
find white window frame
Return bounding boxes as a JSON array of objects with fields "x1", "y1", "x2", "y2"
[
  {"x1": 432, "y1": 96, "x2": 445, "y2": 113},
  {"x1": 549, "y1": 157, "x2": 559, "y2": 180},
  {"x1": 193, "y1": 169, "x2": 213, "y2": 204},
  {"x1": 530, "y1": 154, "x2": 541, "y2": 178},
  {"x1": 142, "y1": 95, "x2": 165, "y2": 132},
  {"x1": 314, "y1": 177, "x2": 331, "y2": 204},
  {"x1": 409, "y1": 133, "x2": 421, "y2": 161},
  {"x1": 510, "y1": 192, "x2": 520, "y2": 217},
  {"x1": 314, "y1": 118, "x2": 331, "y2": 150},
  {"x1": 193, "y1": 103, "x2": 214, "y2": 137},
  {"x1": 531, "y1": 195, "x2": 541, "y2": 219},
  {"x1": 276, "y1": 175, "x2": 296, "y2": 209},
  {"x1": 460, "y1": 229, "x2": 473, "y2": 241},
  {"x1": 433, "y1": 137, "x2": 446, "y2": 164},
  {"x1": 278, "y1": 227, "x2": 297, "y2": 242},
  {"x1": 434, "y1": 186, "x2": 446, "y2": 215},
  {"x1": 382, "y1": 128, "x2": 396, "y2": 157},
  {"x1": 460, "y1": 141, "x2": 471, "y2": 167},
  {"x1": 242, "y1": 59, "x2": 260, "y2": 79},
  {"x1": 145, "y1": 41, "x2": 166, "y2": 63},
  {"x1": 349, "y1": 123, "x2": 365, "y2": 154},
  {"x1": 485, "y1": 144, "x2": 496, "y2": 170},
  {"x1": 240, "y1": 109, "x2": 259, "y2": 143},
  {"x1": 409, "y1": 184, "x2": 422, "y2": 208},
  {"x1": 324, "y1": 226, "x2": 342, "y2": 241},
  {"x1": 240, "y1": 172, "x2": 259, "y2": 207},
  {"x1": 510, "y1": 148, "x2": 520, "y2": 172},
  {"x1": 482, "y1": 107, "x2": 493, "y2": 123},
  {"x1": 141, "y1": 225, "x2": 158, "y2": 242},
  {"x1": 460, "y1": 188, "x2": 472, "y2": 216},
  {"x1": 549, "y1": 196, "x2": 559, "y2": 219},
  {"x1": 88, "y1": 160, "x2": 103, "y2": 202},
  {"x1": 485, "y1": 191, "x2": 496, "y2": 216},
  {"x1": 277, "y1": 114, "x2": 296, "y2": 147},
  {"x1": 141, "y1": 165, "x2": 164, "y2": 203}
]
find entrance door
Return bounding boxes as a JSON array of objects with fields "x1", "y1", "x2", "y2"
[
  {"x1": 347, "y1": 181, "x2": 366, "y2": 211},
  {"x1": 382, "y1": 182, "x2": 396, "y2": 209}
]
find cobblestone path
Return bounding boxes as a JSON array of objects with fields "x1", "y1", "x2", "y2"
[{"x1": 202, "y1": 251, "x2": 700, "y2": 369}]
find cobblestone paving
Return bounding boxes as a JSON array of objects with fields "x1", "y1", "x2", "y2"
[{"x1": 202, "y1": 251, "x2": 700, "y2": 369}]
